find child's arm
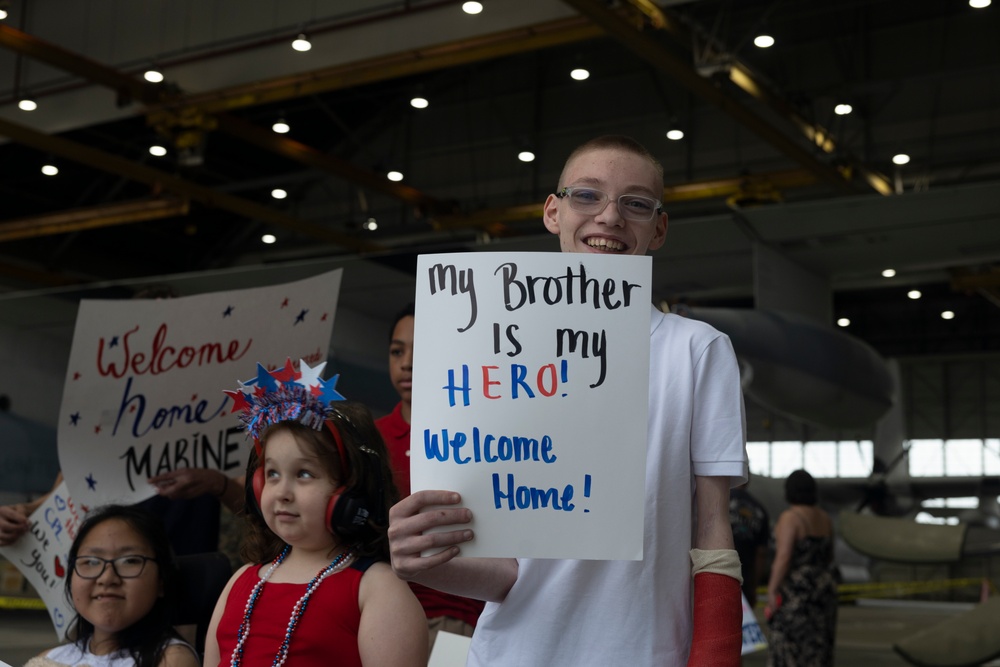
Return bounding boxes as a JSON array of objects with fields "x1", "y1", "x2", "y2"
[
  {"x1": 202, "y1": 564, "x2": 251, "y2": 667},
  {"x1": 388, "y1": 490, "x2": 517, "y2": 602},
  {"x1": 357, "y1": 562, "x2": 428, "y2": 667},
  {"x1": 158, "y1": 642, "x2": 200, "y2": 667}
]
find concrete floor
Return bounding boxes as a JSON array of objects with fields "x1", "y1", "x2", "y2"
[{"x1": 2, "y1": 600, "x2": 999, "y2": 666}]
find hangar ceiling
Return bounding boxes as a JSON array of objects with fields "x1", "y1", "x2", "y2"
[{"x1": 0, "y1": 0, "x2": 998, "y2": 361}]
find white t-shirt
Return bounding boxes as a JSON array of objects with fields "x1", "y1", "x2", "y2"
[
  {"x1": 38, "y1": 638, "x2": 195, "y2": 667},
  {"x1": 467, "y1": 307, "x2": 748, "y2": 666}
]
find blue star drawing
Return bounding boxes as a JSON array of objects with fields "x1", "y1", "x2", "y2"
[
  {"x1": 294, "y1": 309, "x2": 308, "y2": 325},
  {"x1": 223, "y1": 305, "x2": 234, "y2": 317},
  {"x1": 109, "y1": 335, "x2": 119, "y2": 348},
  {"x1": 70, "y1": 412, "x2": 80, "y2": 426},
  {"x1": 85, "y1": 474, "x2": 97, "y2": 491}
]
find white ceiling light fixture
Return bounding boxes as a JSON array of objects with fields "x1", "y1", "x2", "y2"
[
  {"x1": 272, "y1": 119, "x2": 290, "y2": 134},
  {"x1": 144, "y1": 70, "x2": 164, "y2": 83},
  {"x1": 261, "y1": 234, "x2": 277, "y2": 244},
  {"x1": 969, "y1": 0, "x2": 990, "y2": 8},
  {"x1": 836, "y1": 318, "x2": 850, "y2": 328},
  {"x1": 518, "y1": 150, "x2": 535, "y2": 163},
  {"x1": 666, "y1": 129, "x2": 684, "y2": 141},
  {"x1": 893, "y1": 153, "x2": 911, "y2": 165},
  {"x1": 0, "y1": 8, "x2": 7, "y2": 20},
  {"x1": 941, "y1": 310, "x2": 956, "y2": 320},
  {"x1": 271, "y1": 188, "x2": 288, "y2": 200},
  {"x1": 149, "y1": 145, "x2": 167, "y2": 157},
  {"x1": 882, "y1": 268, "x2": 897, "y2": 278},
  {"x1": 753, "y1": 34, "x2": 775, "y2": 48},
  {"x1": 570, "y1": 68, "x2": 590, "y2": 81},
  {"x1": 410, "y1": 97, "x2": 429, "y2": 109},
  {"x1": 364, "y1": 217, "x2": 378, "y2": 231},
  {"x1": 834, "y1": 103, "x2": 853, "y2": 116},
  {"x1": 292, "y1": 34, "x2": 312, "y2": 52},
  {"x1": 41, "y1": 164, "x2": 59, "y2": 176},
  {"x1": 908, "y1": 289, "x2": 922, "y2": 300},
  {"x1": 18, "y1": 98, "x2": 37, "y2": 111},
  {"x1": 462, "y1": 2, "x2": 483, "y2": 14},
  {"x1": 387, "y1": 170, "x2": 404, "y2": 182}
]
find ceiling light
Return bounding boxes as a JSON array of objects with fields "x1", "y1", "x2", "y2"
[
  {"x1": 753, "y1": 34, "x2": 775, "y2": 48},
  {"x1": 834, "y1": 103, "x2": 853, "y2": 116},
  {"x1": 292, "y1": 34, "x2": 312, "y2": 52},
  {"x1": 836, "y1": 318, "x2": 850, "y2": 327},
  {"x1": 144, "y1": 70, "x2": 164, "y2": 83},
  {"x1": 261, "y1": 234, "x2": 277, "y2": 244},
  {"x1": 364, "y1": 217, "x2": 378, "y2": 231},
  {"x1": 881, "y1": 268, "x2": 896, "y2": 278},
  {"x1": 941, "y1": 310, "x2": 956, "y2": 320},
  {"x1": 387, "y1": 170, "x2": 404, "y2": 182},
  {"x1": 0, "y1": 8, "x2": 7, "y2": 20},
  {"x1": 892, "y1": 153, "x2": 910, "y2": 165},
  {"x1": 518, "y1": 151, "x2": 535, "y2": 163},
  {"x1": 41, "y1": 164, "x2": 58, "y2": 176},
  {"x1": 570, "y1": 68, "x2": 590, "y2": 81},
  {"x1": 149, "y1": 145, "x2": 167, "y2": 157},
  {"x1": 908, "y1": 289, "x2": 922, "y2": 300},
  {"x1": 410, "y1": 97, "x2": 429, "y2": 109},
  {"x1": 271, "y1": 188, "x2": 287, "y2": 200},
  {"x1": 462, "y1": 2, "x2": 483, "y2": 14},
  {"x1": 970, "y1": 0, "x2": 990, "y2": 7},
  {"x1": 272, "y1": 119, "x2": 290, "y2": 134},
  {"x1": 666, "y1": 129, "x2": 684, "y2": 141},
  {"x1": 18, "y1": 98, "x2": 37, "y2": 111}
]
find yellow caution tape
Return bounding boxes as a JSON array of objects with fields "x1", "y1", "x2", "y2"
[{"x1": 0, "y1": 595, "x2": 47, "y2": 610}]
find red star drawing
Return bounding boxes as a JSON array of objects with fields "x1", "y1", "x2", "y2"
[
  {"x1": 191, "y1": 394, "x2": 198, "y2": 402},
  {"x1": 129, "y1": 405, "x2": 137, "y2": 413},
  {"x1": 281, "y1": 298, "x2": 289, "y2": 308},
  {"x1": 321, "y1": 313, "x2": 328, "y2": 321},
  {"x1": 73, "y1": 372, "x2": 81, "y2": 380},
  {"x1": 94, "y1": 425, "x2": 101, "y2": 434}
]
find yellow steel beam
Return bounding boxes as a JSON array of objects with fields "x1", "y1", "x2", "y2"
[
  {"x1": 434, "y1": 169, "x2": 817, "y2": 231},
  {"x1": 0, "y1": 117, "x2": 379, "y2": 253},
  {"x1": 152, "y1": 17, "x2": 604, "y2": 116},
  {"x1": 0, "y1": 198, "x2": 190, "y2": 242},
  {"x1": 214, "y1": 115, "x2": 453, "y2": 215},
  {"x1": 562, "y1": 0, "x2": 859, "y2": 194},
  {"x1": 0, "y1": 25, "x2": 166, "y2": 106},
  {"x1": 621, "y1": 0, "x2": 892, "y2": 196}
]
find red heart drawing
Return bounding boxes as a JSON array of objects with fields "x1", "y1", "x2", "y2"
[{"x1": 54, "y1": 556, "x2": 65, "y2": 578}]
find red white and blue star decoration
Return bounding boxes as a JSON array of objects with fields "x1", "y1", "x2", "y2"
[{"x1": 225, "y1": 358, "x2": 344, "y2": 442}]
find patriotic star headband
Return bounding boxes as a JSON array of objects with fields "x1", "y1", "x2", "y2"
[{"x1": 224, "y1": 358, "x2": 345, "y2": 447}]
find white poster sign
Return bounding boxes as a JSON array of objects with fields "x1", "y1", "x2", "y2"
[
  {"x1": 411, "y1": 252, "x2": 651, "y2": 560},
  {"x1": 0, "y1": 481, "x2": 81, "y2": 640},
  {"x1": 57, "y1": 270, "x2": 342, "y2": 509}
]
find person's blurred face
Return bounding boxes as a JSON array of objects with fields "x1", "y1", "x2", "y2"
[
  {"x1": 543, "y1": 147, "x2": 667, "y2": 255},
  {"x1": 389, "y1": 315, "x2": 414, "y2": 406},
  {"x1": 70, "y1": 518, "x2": 162, "y2": 652}
]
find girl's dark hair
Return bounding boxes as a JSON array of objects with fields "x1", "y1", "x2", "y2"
[
  {"x1": 388, "y1": 303, "x2": 415, "y2": 342},
  {"x1": 242, "y1": 401, "x2": 400, "y2": 564},
  {"x1": 66, "y1": 505, "x2": 182, "y2": 667},
  {"x1": 785, "y1": 469, "x2": 818, "y2": 506}
]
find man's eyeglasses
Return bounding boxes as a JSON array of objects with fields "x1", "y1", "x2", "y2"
[
  {"x1": 72, "y1": 555, "x2": 157, "y2": 579},
  {"x1": 555, "y1": 187, "x2": 662, "y2": 222}
]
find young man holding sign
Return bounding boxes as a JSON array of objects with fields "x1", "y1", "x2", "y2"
[{"x1": 387, "y1": 135, "x2": 747, "y2": 666}]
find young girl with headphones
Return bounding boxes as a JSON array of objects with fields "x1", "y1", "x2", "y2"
[{"x1": 203, "y1": 361, "x2": 427, "y2": 667}]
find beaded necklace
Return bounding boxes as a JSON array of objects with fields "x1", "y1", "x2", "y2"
[{"x1": 229, "y1": 543, "x2": 356, "y2": 667}]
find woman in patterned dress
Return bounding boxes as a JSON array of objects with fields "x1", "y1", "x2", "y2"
[{"x1": 766, "y1": 470, "x2": 838, "y2": 667}]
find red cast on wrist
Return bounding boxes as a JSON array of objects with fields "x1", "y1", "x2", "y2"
[{"x1": 686, "y1": 571, "x2": 742, "y2": 667}]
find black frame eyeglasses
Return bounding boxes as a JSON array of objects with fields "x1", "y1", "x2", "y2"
[
  {"x1": 71, "y1": 555, "x2": 157, "y2": 579},
  {"x1": 555, "y1": 187, "x2": 662, "y2": 222}
]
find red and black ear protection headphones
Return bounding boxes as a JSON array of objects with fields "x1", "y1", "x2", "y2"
[{"x1": 245, "y1": 412, "x2": 377, "y2": 540}]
